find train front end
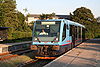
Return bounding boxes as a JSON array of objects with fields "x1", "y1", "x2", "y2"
[{"x1": 31, "y1": 20, "x2": 61, "y2": 59}]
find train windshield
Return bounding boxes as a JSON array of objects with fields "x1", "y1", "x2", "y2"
[{"x1": 33, "y1": 21, "x2": 61, "y2": 42}]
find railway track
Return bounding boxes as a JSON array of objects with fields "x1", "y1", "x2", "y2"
[
  {"x1": 22, "y1": 59, "x2": 53, "y2": 67},
  {"x1": 0, "y1": 49, "x2": 32, "y2": 61},
  {"x1": 17, "y1": 59, "x2": 39, "y2": 67}
]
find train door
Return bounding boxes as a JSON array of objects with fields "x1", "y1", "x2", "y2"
[
  {"x1": 61, "y1": 23, "x2": 68, "y2": 52},
  {"x1": 70, "y1": 25, "x2": 75, "y2": 47},
  {"x1": 62, "y1": 23, "x2": 71, "y2": 51},
  {"x1": 62, "y1": 24, "x2": 66, "y2": 41},
  {"x1": 82, "y1": 28, "x2": 85, "y2": 41}
]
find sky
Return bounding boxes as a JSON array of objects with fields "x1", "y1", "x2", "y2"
[{"x1": 16, "y1": 0, "x2": 100, "y2": 17}]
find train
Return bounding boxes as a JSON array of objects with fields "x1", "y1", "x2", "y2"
[{"x1": 31, "y1": 19, "x2": 85, "y2": 59}]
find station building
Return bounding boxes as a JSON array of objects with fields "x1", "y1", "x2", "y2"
[{"x1": 26, "y1": 14, "x2": 70, "y2": 24}]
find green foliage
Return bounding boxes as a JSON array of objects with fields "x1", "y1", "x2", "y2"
[
  {"x1": 70, "y1": 7, "x2": 100, "y2": 39},
  {"x1": 23, "y1": 8, "x2": 28, "y2": 13},
  {"x1": 0, "y1": 0, "x2": 17, "y2": 27},
  {"x1": 12, "y1": 31, "x2": 32, "y2": 39},
  {"x1": 16, "y1": 12, "x2": 32, "y2": 32},
  {"x1": 40, "y1": 12, "x2": 56, "y2": 19},
  {"x1": 0, "y1": 0, "x2": 32, "y2": 40},
  {"x1": 97, "y1": 17, "x2": 100, "y2": 23}
]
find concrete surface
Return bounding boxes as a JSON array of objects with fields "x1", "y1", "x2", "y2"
[
  {"x1": 0, "y1": 41, "x2": 32, "y2": 53},
  {"x1": 44, "y1": 39, "x2": 100, "y2": 67}
]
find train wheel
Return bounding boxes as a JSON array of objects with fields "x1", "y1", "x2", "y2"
[
  {"x1": 71, "y1": 43, "x2": 74, "y2": 48},
  {"x1": 69, "y1": 44, "x2": 72, "y2": 50},
  {"x1": 72, "y1": 35, "x2": 75, "y2": 48},
  {"x1": 71, "y1": 40, "x2": 76, "y2": 48},
  {"x1": 65, "y1": 47, "x2": 68, "y2": 52}
]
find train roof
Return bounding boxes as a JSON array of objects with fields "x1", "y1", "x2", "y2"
[
  {"x1": 66, "y1": 20, "x2": 85, "y2": 28},
  {"x1": 36, "y1": 19, "x2": 63, "y2": 22},
  {"x1": 35, "y1": 19, "x2": 85, "y2": 28}
]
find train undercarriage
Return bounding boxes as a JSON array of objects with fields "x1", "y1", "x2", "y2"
[{"x1": 31, "y1": 44, "x2": 71, "y2": 59}]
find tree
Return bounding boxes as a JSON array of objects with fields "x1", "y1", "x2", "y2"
[
  {"x1": 97, "y1": 17, "x2": 100, "y2": 23},
  {"x1": 70, "y1": 7, "x2": 96, "y2": 24},
  {"x1": 23, "y1": 8, "x2": 28, "y2": 13},
  {"x1": 0, "y1": 0, "x2": 32, "y2": 39},
  {"x1": 40, "y1": 13, "x2": 56, "y2": 19},
  {"x1": 70, "y1": 7, "x2": 99, "y2": 39},
  {"x1": 23, "y1": 8, "x2": 28, "y2": 16},
  {"x1": 0, "y1": 0, "x2": 17, "y2": 27}
]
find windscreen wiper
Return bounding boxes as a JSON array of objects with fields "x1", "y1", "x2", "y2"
[
  {"x1": 36, "y1": 37, "x2": 41, "y2": 42},
  {"x1": 50, "y1": 27, "x2": 56, "y2": 33}
]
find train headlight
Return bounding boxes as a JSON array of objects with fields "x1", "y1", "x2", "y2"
[
  {"x1": 52, "y1": 45, "x2": 60, "y2": 50},
  {"x1": 35, "y1": 38, "x2": 38, "y2": 40},
  {"x1": 55, "y1": 38, "x2": 58, "y2": 41},
  {"x1": 52, "y1": 37, "x2": 59, "y2": 43}
]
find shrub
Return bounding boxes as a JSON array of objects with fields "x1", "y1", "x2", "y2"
[{"x1": 11, "y1": 31, "x2": 32, "y2": 39}]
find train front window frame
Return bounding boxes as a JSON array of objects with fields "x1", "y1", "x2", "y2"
[
  {"x1": 62, "y1": 24, "x2": 66, "y2": 41},
  {"x1": 33, "y1": 21, "x2": 61, "y2": 42}
]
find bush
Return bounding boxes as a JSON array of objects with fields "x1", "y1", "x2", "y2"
[{"x1": 11, "y1": 31, "x2": 32, "y2": 39}]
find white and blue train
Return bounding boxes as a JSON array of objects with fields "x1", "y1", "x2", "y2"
[{"x1": 31, "y1": 19, "x2": 85, "y2": 59}]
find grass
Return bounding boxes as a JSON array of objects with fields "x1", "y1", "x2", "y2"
[{"x1": 0, "y1": 52, "x2": 34, "y2": 67}]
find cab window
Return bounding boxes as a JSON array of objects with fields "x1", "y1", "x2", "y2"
[{"x1": 62, "y1": 24, "x2": 66, "y2": 41}]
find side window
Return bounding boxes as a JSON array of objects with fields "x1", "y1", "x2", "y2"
[
  {"x1": 62, "y1": 24, "x2": 66, "y2": 41},
  {"x1": 79, "y1": 27, "x2": 81, "y2": 39},
  {"x1": 75, "y1": 26, "x2": 77, "y2": 40},
  {"x1": 70, "y1": 25, "x2": 72, "y2": 36}
]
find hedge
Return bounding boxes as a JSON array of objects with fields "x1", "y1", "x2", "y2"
[{"x1": 11, "y1": 31, "x2": 32, "y2": 39}]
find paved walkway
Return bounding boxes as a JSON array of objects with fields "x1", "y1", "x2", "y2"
[{"x1": 44, "y1": 39, "x2": 100, "y2": 67}]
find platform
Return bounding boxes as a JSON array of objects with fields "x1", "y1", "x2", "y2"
[
  {"x1": 44, "y1": 39, "x2": 100, "y2": 67},
  {"x1": 0, "y1": 41, "x2": 32, "y2": 53}
]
